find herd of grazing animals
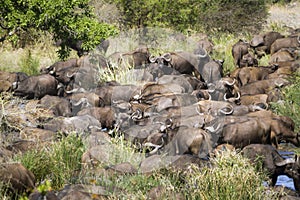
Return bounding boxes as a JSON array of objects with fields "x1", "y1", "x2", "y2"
[{"x1": 0, "y1": 29, "x2": 300, "y2": 197}]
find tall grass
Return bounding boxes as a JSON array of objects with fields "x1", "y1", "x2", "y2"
[
  {"x1": 270, "y1": 72, "x2": 300, "y2": 133},
  {"x1": 19, "y1": 50, "x2": 40, "y2": 75},
  {"x1": 16, "y1": 134, "x2": 85, "y2": 190},
  {"x1": 183, "y1": 150, "x2": 270, "y2": 200}
]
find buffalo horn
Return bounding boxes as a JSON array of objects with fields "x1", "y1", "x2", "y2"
[
  {"x1": 143, "y1": 139, "x2": 164, "y2": 155},
  {"x1": 223, "y1": 78, "x2": 236, "y2": 86},
  {"x1": 274, "y1": 79, "x2": 284, "y2": 87},
  {"x1": 195, "y1": 105, "x2": 204, "y2": 115},
  {"x1": 149, "y1": 55, "x2": 157, "y2": 63},
  {"x1": 205, "y1": 123, "x2": 222, "y2": 133},
  {"x1": 207, "y1": 83, "x2": 216, "y2": 93},
  {"x1": 67, "y1": 72, "x2": 77, "y2": 78},
  {"x1": 162, "y1": 53, "x2": 172, "y2": 62},
  {"x1": 219, "y1": 104, "x2": 234, "y2": 115},
  {"x1": 224, "y1": 91, "x2": 240, "y2": 102},
  {"x1": 275, "y1": 158, "x2": 295, "y2": 167},
  {"x1": 12, "y1": 82, "x2": 18, "y2": 90},
  {"x1": 65, "y1": 88, "x2": 80, "y2": 94},
  {"x1": 72, "y1": 98, "x2": 88, "y2": 106},
  {"x1": 297, "y1": 35, "x2": 300, "y2": 44},
  {"x1": 208, "y1": 93, "x2": 212, "y2": 101},
  {"x1": 197, "y1": 48, "x2": 208, "y2": 58}
]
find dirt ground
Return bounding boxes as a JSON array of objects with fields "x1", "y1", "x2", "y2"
[{"x1": 267, "y1": 1, "x2": 300, "y2": 29}]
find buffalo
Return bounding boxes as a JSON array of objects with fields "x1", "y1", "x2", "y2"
[
  {"x1": 270, "y1": 35, "x2": 300, "y2": 55},
  {"x1": 242, "y1": 144, "x2": 300, "y2": 191},
  {"x1": 13, "y1": 74, "x2": 58, "y2": 99},
  {"x1": 232, "y1": 39, "x2": 250, "y2": 68}
]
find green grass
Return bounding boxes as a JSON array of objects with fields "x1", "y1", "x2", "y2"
[
  {"x1": 270, "y1": 72, "x2": 300, "y2": 133},
  {"x1": 16, "y1": 133, "x2": 85, "y2": 190}
]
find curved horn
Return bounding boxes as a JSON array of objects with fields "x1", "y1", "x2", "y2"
[
  {"x1": 297, "y1": 35, "x2": 300, "y2": 44},
  {"x1": 143, "y1": 140, "x2": 164, "y2": 155},
  {"x1": 207, "y1": 83, "x2": 216, "y2": 93},
  {"x1": 219, "y1": 104, "x2": 234, "y2": 115},
  {"x1": 46, "y1": 65, "x2": 52, "y2": 69},
  {"x1": 274, "y1": 79, "x2": 284, "y2": 87},
  {"x1": 149, "y1": 55, "x2": 157, "y2": 63},
  {"x1": 196, "y1": 105, "x2": 204, "y2": 115},
  {"x1": 224, "y1": 93, "x2": 229, "y2": 101},
  {"x1": 197, "y1": 48, "x2": 208, "y2": 58},
  {"x1": 208, "y1": 92, "x2": 212, "y2": 101},
  {"x1": 162, "y1": 53, "x2": 171, "y2": 62},
  {"x1": 131, "y1": 109, "x2": 143, "y2": 120},
  {"x1": 233, "y1": 91, "x2": 241, "y2": 101},
  {"x1": 205, "y1": 123, "x2": 222, "y2": 133},
  {"x1": 275, "y1": 158, "x2": 295, "y2": 167},
  {"x1": 67, "y1": 72, "x2": 77, "y2": 78},
  {"x1": 72, "y1": 98, "x2": 88, "y2": 106},
  {"x1": 65, "y1": 88, "x2": 80, "y2": 94},
  {"x1": 223, "y1": 78, "x2": 236, "y2": 86}
]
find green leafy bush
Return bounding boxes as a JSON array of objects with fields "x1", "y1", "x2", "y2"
[{"x1": 0, "y1": 0, "x2": 118, "y2": 59}]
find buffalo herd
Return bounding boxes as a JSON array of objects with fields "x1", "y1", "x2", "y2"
[{"x1": 0, "y1": 29, "x2": 300, "y2": 198}]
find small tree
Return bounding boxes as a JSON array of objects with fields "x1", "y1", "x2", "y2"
[{"x1": 0, "y1": 0, "x2": 118, "y2": 59}]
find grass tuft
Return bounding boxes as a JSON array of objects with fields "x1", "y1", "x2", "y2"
[{"x1": 16, "y1": 133, "x2": 85, "y2": 190}]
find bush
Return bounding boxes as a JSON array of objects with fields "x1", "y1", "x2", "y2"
[
  {"x1": 110, "y1": 0, "x2": 269, "y2": 35},
  {"x1": 0, "y1": 0, "x2": 118, "y2": 59}
]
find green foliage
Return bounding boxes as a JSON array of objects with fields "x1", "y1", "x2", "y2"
[
  {"x1": 198, "y1": 0, "x2": 269, "y2": 34},
  {"x1": 184, "y1": 150, "x2": 268, "y2": 200},
  {"x1": 270, "y1": 72, "x2": 300, "y2": 132},
  {"x1": 17, "y1": 134, "x2": 85, "y2": 189},
  {"x1": 0, "y1": 0, "x2": 118, "y2": 59},
  {"x1": 110, "y1": 0, "x2": 269, "y2": 34},
  {"x1": 19, "y1": 50, "x2": 40, "y2": 75}
]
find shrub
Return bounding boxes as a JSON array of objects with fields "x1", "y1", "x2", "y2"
[{"x1": 110, "y1": 0, "x2": 269, "y2": 35}]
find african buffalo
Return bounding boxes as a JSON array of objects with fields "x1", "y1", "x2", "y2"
[
  {"x1": 206, "y1": 117, "x2": 276, "y2": 148},
  {"x1": 42, "y1": 115, "x2": 101, "y2": 134},
  {"x1": 250, "y1": 31, "x2": 284, "y2": 56},
  {"x1": 269, "y1": 50, "x2": 295, "y2": 64},
  {"x1": 240, "y1": 94, "x2": 269, "y2": 108},
  {"x1": 108, "y1": 46, "x2": 150, "y2": 68},
  {"x1": 13, "y1": 74, "x2": 58, "y2": 99},
  {"x1": 242, "y1": 144, "x2": 300, "y2": 191},
  {"x1": 201, "y1": 59, "x2": 224, "y2": 83},
  {"x1": 195, "y1": 100, "x2": 234, "y2": 116},
  {"x1": 145, "y1": 126, "x2": 214, "y2": 158},
  {"x1": 40, "y1": 58, "x2": 78, "y2": 75},
  {"x1": 39, "y1": 95, "x2": 72, "y2": 117},
  {"x1": 77, "y1": 106, "x2": 116, "y2": 129},
  {"x1": 0, "y1": 71, "x2": 28, "y2": 92},
  {"x1": 270, "y1": 35, "x2": 300, "y2": 55},
  {"x1": 239, "y1": 52, "x2": 258, "y2": 68},
  {"x1": 239, "y1": 77, "x2": 290, "y2": 96},
  {"x1": 230, "y1": 65, "x2": 278, "y2": 87},
  {"x1": 232, "y1": 39, "x2": 250, "y2": 68},
  {"x1": 159, "y1": 51, "x2": 202, "y2": 78}
]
